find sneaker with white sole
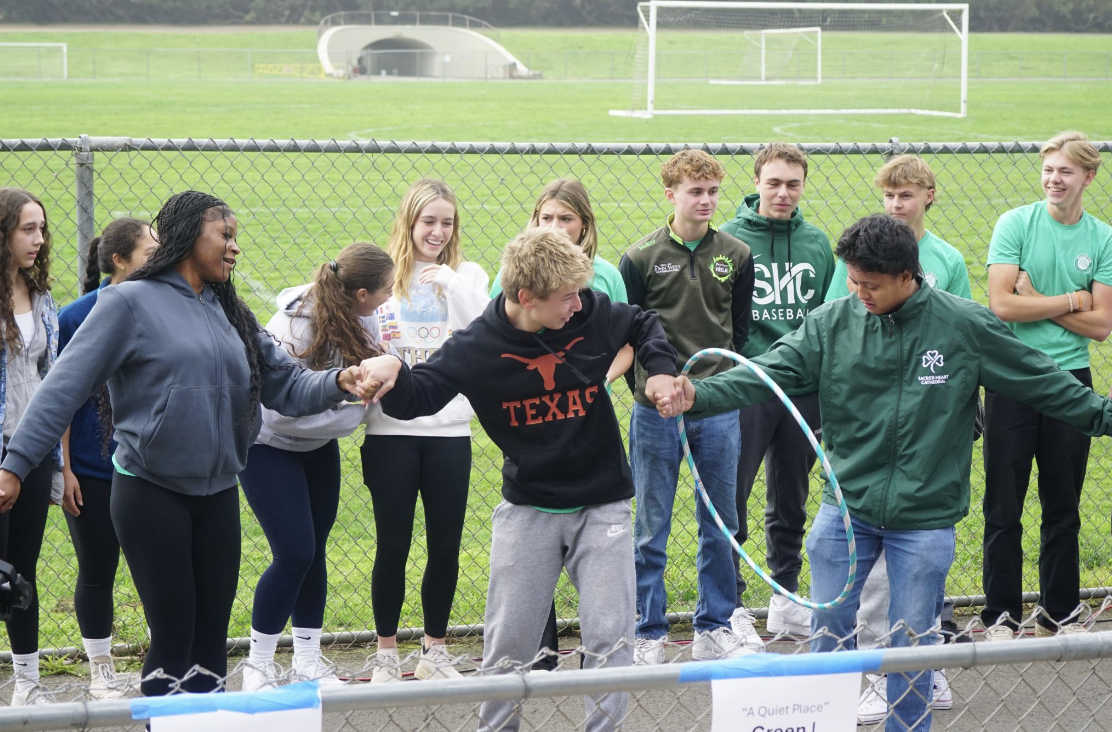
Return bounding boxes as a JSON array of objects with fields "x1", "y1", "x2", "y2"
[
  {"x1": 766, "y1": 595, "x2": 812, "y2": 636},
  {"x1": 293, "y1": 654, "x2": 344, "y2": 686},
  {"x1": 691, "y1": 627, "x2": 757, "y2": 661},
  {"x1": 414, "y1": 643, "x2": 463, "y2": 680},
  {"x1": 932, "y1": 669, "x2": 952, "y2": 710},
  {"x1": 984, "y1": 626, "x2": 1015, "y2": 642},
  {"x1": 370, "y1": 649, "x2": 402, "y2": 683},
  {"x1": 728, "y1": 607, "x2": 765, "y2": 651},
  {"x1": 88, "y1": 656, "x2": 128, "y2": 700},
  {"x1": 857, "y1": 673, "x2": 887, "y2": 725},
  {"x1": 633, "y1": 636, "x2": 666, "y2": 666},
  {"x1": 10, "y1": 682, "x2": 52, "y2": 707},
  {"x1": 242, "y1": 660, "x2": 282, "y2": 692}
]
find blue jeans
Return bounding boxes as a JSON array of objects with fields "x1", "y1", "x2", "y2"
[
  {"x1": 630, "y1": 402, "x2": 740, "y2": 638},
  {"x1": 807, "y1": 503, "x2": 955, "y2": 732}
]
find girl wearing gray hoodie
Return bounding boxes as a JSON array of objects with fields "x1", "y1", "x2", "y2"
[{"x1": 240, "y1": 242, "x2": 394, "y2": 691}]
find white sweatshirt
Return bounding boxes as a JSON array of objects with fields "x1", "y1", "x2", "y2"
[
  {"x1": 365, "y1": 262, "x2": 489, "y2": 438},
  {"x1": 255, "y1": 284, "x2": 374, "y2": 452}
]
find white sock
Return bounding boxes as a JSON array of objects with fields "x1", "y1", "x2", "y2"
[
  {"x1": 248, "y1": 629, "x2": 281, "y2": 665},
  {"x1": 291, "y1": 627, "x2": 322, "y2": 660},
  {"x1": 83, "y1": 637, "x2": 112, "y2": 661},
  {"x1": 12, "y1": 652, "x2": 39, "y2": 691}
]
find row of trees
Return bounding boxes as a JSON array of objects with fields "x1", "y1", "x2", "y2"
[{"x1": 2, "y1": 0, "x2": 1110, "y2": 32}]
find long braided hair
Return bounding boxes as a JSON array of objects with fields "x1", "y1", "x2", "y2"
[
  {"x1": 0, "y1": 188, "x2": 53, "y2": 355},
  {"x1": 294, "y1": 242, "x2": 392, "y2": 369},
  {"x1": 127, "y1": 191, "x2": 267, "y2": 425}
]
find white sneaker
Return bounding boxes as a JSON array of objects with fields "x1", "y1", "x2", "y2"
[
  {"x1": 414, "y1": 643, "x2": 464, "y2": 680},
  {"x1": 984, "y1": 626, "x2": 1015, "y2": 642},
  {"x1": 766, "y1": 595, "x2": 813, "y2": 636},
  {"x1": 88, "y1": 656, "x2": 127, "y2": 700},
  {"x1": 932, "y1": 669, "x2": 952, "y2": 710},
  {"x1": 692, "y1": 627, "x2": 757, "y2": 660},
  {"x1": 293, "y1": 654, "x2": 343, "y2": 686},
  {"x1": 10, "y1": 683, "x2": 52, "y2": 707},
  {"x1": 728, "y1": 607, "x2": 765, "y2": 651},
  {"x1": 370, "y1": 649, "x2": 402, "y2": 683},
  {"x1": 857, "y1": 673, "x2": 887, "y2": 725},
  {"x1": 242, "y1": 660, "x2": 282, "y2": 692},
  {"x1": 633, "y1": 636, "x2": 666, "y2": 666}
]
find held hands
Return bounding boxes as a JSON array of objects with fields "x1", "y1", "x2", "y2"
[
  {"x1": 336, "y1": 365, "x2": 363, "y2": 396},
  {"x1": 646, "y1": 374, "x2": 693, "y2": 418},
  {"x1": 355, "y1": 355, "x2": 404, "y2": 404},
  {"x1": 0, "y1": 469, "x2": 22, "y2": 513}
]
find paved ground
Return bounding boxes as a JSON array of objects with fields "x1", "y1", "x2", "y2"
[{"x1": 4, "y1": 610, "x2": 1111, "y2": 731}]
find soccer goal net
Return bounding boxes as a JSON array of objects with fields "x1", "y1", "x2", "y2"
[
  {"x1": 0, "y1": 43, "x2": 68, "y2": 81},
  {"x1": 613, "y1": 2, "x2": 968, "y2": 118}
]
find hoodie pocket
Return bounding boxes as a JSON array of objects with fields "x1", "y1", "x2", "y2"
[{"x1": 142, "y1": 386, "x2": 221, "y2": 478}]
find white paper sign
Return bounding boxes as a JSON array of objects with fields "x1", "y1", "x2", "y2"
[
  {"x1": 152, "y1": 706, "x2": 322, "y2": 732},
  {"x1": 711, "y1": 671, "x2": 861, "y2": 732}
]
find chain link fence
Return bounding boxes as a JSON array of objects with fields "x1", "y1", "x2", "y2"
[
  {"x1": 1, "y1": 609, "x2": 1111, "y2": 730},
  {"x1": 0, "y1": 136, "x2": 1111, "y2": 658}
]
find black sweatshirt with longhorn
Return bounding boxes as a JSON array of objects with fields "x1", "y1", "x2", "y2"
[{"x1": 379, "y1": 290, "x2": 678, "y2": 509}]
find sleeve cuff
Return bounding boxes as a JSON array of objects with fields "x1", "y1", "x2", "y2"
[
  {"x1": 326, "y1": 368, "x2": 347, "y2": 401},
  {"x1": 433, "y1": 265, "x2": 458, "y2": 289},
  {"x1": 0, "y1": 452, "x2": 36, "y2": 482}
]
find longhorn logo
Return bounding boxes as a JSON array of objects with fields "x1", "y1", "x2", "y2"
[{"x1": 501, "y1": 337, "x2": 584, "y2": 390}]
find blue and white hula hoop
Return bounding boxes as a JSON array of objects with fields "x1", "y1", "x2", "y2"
[{"x1": 678, "y1": 349, "x2": 856, "y2": 611}]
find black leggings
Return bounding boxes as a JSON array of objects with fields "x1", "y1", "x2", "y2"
[
  {"x1": 0, "y1": 454, "x2": 52, "y2": 655},
  {"x1": 64, "y1": 475, "x2": 120, "y2": 640},
  {"x1": 239, "y1": 441, "x2": 341, "y2": 633},
  {"x1": 111, "y1": 473, "x2": 240, "y2": 696},
  {"x1": 362, "y1": 434, "x2": 471, "y2": 638}
]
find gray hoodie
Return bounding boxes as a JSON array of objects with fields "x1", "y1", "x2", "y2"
[
  {"x1": 254, "y1": 284, "x2": 373, "y2": 452},
  {"x1": 1, "y1": 269, "x2": 347, "y2": 496}
]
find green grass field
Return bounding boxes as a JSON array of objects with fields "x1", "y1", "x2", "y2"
[{"x1": 2, "y1": 25, "x2": 1112, "y2": 653}]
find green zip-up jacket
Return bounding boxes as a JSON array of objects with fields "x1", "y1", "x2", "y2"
[
  {"x1": 719, "y1": 194, "x2": 835, "y2": 357},
  {"x1": 687, "y1": 281, "x2": 1112, "y2": 530},
  {"x1": 620, "y1": 224, "x2": 754, "y2": 406}
]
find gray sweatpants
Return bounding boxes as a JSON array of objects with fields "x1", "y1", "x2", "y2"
[{"x1": 477, "y1": 500, "x2": 635, "y2": 732}]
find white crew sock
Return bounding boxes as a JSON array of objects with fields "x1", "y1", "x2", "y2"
[
  {"x1": 291, "y1": 627, "x2": 322, "y2": 661},
  {"x1": 12, "y1": 652, "x2": 39, "y2": 692},
  {"x1": 248, "y1": 629, "x2": 281, "y2": 666},
  {"x1": 83, "y1": 637, "x2": 112, "y2": 661}
]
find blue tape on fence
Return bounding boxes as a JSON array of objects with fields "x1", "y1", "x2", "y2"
[
  {"x1": 131, "y1": 680, "x2": 321, "y2": 719},
  {"x1": 678, "y1": 649, "x2": 885, "y2": 683}
]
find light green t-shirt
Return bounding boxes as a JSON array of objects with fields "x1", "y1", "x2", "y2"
[
  {"x1": 112, "y1": 454, "x2": 136, "y2": 477},
  {"x1": 490, "y1": 255, "x2": 628, "y2": 304},
  {"x1": 987, "y1": 201, "x2": 1112, "y2": 370},
  {"x1": 825, "y1": 230, "x2": 973, "y2": 302}
]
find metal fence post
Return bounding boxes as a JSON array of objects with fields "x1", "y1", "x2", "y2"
[{"x1": 73, "y1": 134, "x2": 96, "y2": 288}]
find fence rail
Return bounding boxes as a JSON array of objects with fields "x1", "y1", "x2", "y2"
[{"x1": 1, "y1": 136, "x2": 1111, "y2": 658}]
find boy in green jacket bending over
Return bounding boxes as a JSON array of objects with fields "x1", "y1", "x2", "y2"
[{"x1": 658, "y1": 214, "x2": 1112, "y2": 732}]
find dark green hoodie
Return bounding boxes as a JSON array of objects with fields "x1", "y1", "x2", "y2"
[{"x1": 719, "y1": 193, "x2": 834, "y2": 357}]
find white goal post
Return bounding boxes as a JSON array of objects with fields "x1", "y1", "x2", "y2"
[
  {"x1": 612, "y1": 1, "x2": 968, "y2": 118},
  {"x1": 709, "y1": 27, "x2": 822, "y2": 85},
  {"x1": 0, "y1": 43, "x2": 68, "y2": 81}
]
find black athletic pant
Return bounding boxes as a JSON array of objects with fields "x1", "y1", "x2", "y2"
[
  {"x1": 111, "y1": 473, "x2": 240, "y2": 696},
  {"x1": 239, "y1": 441, "x2": 341, "y2": 633},
  {"x1": 735, "y1": 392, "x2": 820, "y2": 599},
  {"x1": 64, "y1": 475, "x2": 120, "y2": 640},
  {"x1": 0, "y1": 453, "x2": 52, "y2": 655},
  {"x1": 982, "y1": 367, "x2": 1091, "y2": 630},
  {"x1": 362, "y1": 434, "x2": 471, "y2": 639}
]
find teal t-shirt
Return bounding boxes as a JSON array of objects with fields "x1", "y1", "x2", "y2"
[
  {"x1": 987, "y1": 201, "x2": 1112, "y2": 370},
  {"x1": 825, "y1": 230, "x2": 972, "y2": 302},
  {"x1": 490, "y1": 255, "x2": 628, "y2": 304}
]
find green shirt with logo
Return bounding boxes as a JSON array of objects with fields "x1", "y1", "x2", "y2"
[
  {"x1": 987, "y1": 201, "x2": 1112, "y2": 370},
  {"x1": 826, "y1": 230, "x2": 972, "y2": 303}
]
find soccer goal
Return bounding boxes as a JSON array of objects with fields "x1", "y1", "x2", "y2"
[
  {"x1": 611, "y1": 2, "x2": 968, "y2": 118},
  {"x1": 0, "y1": 43, "x2": 68, "y2": 81}
]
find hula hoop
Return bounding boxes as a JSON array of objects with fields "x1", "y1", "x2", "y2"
[{"x1": 677, "y1": 348, "x2": 856, "y2": 611}]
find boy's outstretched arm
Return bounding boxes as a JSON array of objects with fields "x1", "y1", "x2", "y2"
[{"x1": 360, "y1": 338, "x2": 469, "y2": 421}]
